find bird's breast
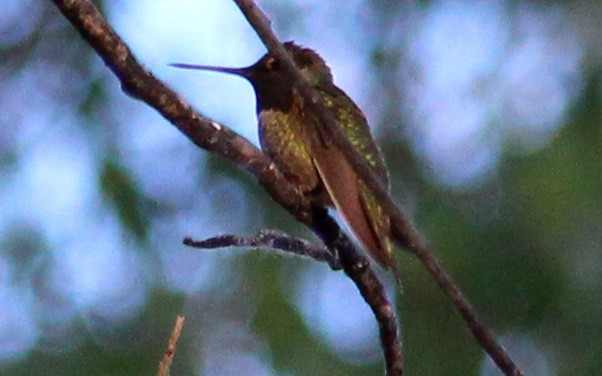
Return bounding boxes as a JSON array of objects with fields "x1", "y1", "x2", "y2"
[{"x1": 258, "y1": 109, "x2": 323, "y2": 196}]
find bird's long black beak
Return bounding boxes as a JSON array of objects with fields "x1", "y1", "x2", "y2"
[{"x1": 169, "y1": 63, "x2": 251, "y2": 79}]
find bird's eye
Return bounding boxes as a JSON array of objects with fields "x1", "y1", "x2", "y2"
[{"x1": 266, "y1": 57, "x2": 282, "y2": 71}]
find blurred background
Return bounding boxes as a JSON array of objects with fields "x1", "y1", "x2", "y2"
[{"x1": 1, "y1": 0, "x2": 601, "y2": 375}]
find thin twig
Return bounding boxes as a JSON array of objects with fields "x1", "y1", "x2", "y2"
[
  {"x1": 231, "y1": 1, "x2": 523, "y2": 375},
  {"x1": 50, "y1": 1, "x2": 402, "y2": 374},
  {"x1": 157, "y1": 315, "x2": 185, "y2": 376},
  {"x1": 183, "y1": 229, "x2": 341, "y2": 269}
]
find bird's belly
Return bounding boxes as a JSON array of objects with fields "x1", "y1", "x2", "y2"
[{"x1": 258, "y1": 110, "x2": 322, "y2": 195}]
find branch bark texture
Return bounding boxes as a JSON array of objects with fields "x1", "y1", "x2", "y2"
[{"x1": 184, "y1": 229, "x2": 341, "y2": 268}]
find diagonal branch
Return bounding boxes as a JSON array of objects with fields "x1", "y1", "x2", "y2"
[
  {"x1": 231, "y1": 1, "x2": 523, "y2": 375},
  {"x1": 49, "y1": 0, "x2": 403, "y2": 375}
]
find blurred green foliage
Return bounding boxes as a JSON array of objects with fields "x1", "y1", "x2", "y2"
[{"x1": 100, "y1": 159, "x2": 149, "y2": 242}]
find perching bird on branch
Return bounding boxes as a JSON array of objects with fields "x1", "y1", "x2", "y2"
[{"x1": 171, "y1": 41, "x2": 395, "y2": 271}]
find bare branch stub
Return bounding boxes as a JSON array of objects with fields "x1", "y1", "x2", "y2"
[{"x1": 184, "y1": 229, "x2": 341, "y2": 269}]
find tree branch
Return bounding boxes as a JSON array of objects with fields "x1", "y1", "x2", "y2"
[
  {"x1": 182, "y1": 226, "x2": 402, "y2": 369},
  {"x1": 50, "y1": 0, "x2": 403, "y2": 374},
  {"x1": 232, "y1": 1, "x2": 523, "y2": 375},
  {"x1": 183, "y1": 229, "x2": 341, "y2": 269}
]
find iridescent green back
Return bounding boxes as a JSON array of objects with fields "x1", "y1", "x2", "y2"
[
  {"x1": 318, "y1": 84, "x2": 394, "y2": 266},
  {"x1": 319, "y1": 84, "x2": 390, "y2": 189}
]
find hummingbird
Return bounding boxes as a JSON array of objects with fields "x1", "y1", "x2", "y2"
[{"x1": 171, "y1": 42, "x2": 395, "y2": 270}]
